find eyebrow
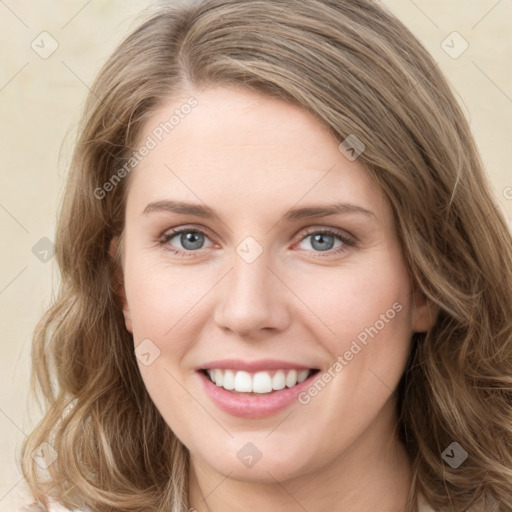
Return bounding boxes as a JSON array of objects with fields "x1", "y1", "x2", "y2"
[{"x1": 142, "y1": 200, "x2": 376, "y2": 221}]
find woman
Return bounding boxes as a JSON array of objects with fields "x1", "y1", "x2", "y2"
[{"x1": 18, "y1": 0, "x2": 512, "y2": 511}]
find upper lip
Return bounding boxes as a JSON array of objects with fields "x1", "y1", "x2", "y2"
[{"x1": 198, "y1": 359, "x2": 317, "y2": 372}]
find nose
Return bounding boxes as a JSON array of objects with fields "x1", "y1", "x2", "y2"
[{"x1": 213, "y1": 249, "x2": 291, "y2": 338}]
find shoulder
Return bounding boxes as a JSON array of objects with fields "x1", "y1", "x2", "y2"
[
  {"x1": 417, "y1": 493, "x2": 491, "y2": 512},
  {"x1": 8, "y1": 498, "x2": 81, "y2": 512},
  {"x1": 3, "y1": 479, "x2": 83, "y2": 512}
]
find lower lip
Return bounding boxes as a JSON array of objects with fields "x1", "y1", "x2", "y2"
[{"x1": 197, "y1": 370, "x2": 318, "y2": 418}]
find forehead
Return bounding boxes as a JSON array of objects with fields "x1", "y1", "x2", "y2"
[{"x1": 125, "y1": 86, "x2": 386, "y2": 218}]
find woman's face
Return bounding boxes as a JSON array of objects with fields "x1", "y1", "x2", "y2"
[{"x1": 117, "y1": 85, "x2": 432, "y2": 483}]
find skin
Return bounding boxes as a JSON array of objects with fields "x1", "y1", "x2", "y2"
[{"x1": 114, "y1": 85, "x2": 434, "y2": 512}]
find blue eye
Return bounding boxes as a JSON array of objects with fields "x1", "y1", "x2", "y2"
[
  {"x1": 160, "y1": 228, "x2": 214, "y2": 254},
  {"x1": 299, "y1": 232, "x2": 341, "y2": 252},
  {"x1": 296, "y1": 229, "x2": 355, "y2": 256},
  {"x1": 159, "y1": 227, "x2": 355, "y2": 257}
]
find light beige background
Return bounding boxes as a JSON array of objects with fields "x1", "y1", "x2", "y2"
[{"x1": 1, "y1": 0, "x2": 511, "y2": 507}]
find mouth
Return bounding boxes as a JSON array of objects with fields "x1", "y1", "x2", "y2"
[
  {"x1": 196, "y1": 359, "x2": 323, "y2": 417},
  {"x1": 200, "y1": 368, "x2": 321, "y2": 395}
]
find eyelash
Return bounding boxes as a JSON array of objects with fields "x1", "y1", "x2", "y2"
[{"x1": 159, "y1": 226, "x2": 357, "y2": 258}]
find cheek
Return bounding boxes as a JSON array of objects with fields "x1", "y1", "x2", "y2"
[
  {"x1": 122, "y1": 252, "x2": 207, "y2": 438},
  {"x1": 288, "y1": 254, "x2": 413, "y2": 345},
  {"x1": 123, "y1": 248, "x2": 215, "y2": 343},
  {"x1": 292, "y1": 252, "x2": 415, "y2": 420},
  {"x1": 289, "y1": 250, "x2": 415, "y2": 409}
]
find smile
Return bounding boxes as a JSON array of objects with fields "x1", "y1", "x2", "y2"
[
  {"x1": 203, "y1": 368, "x2": 316, "y2": 394},
  {"x1": 197, "y1": 362, "x2": 321, "y2": 418}
]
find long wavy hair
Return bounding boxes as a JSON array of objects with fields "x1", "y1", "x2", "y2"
[{"x1": 20, "y1": 1, "x2": 512, "y2": 511}]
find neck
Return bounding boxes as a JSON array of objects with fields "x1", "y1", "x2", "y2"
[{"x1": 188, "y1": 398, "x2": 413, "y2": 512}]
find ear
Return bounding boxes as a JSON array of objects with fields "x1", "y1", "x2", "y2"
[
  {"x1": 411, "y1": 290, "x2": 438, "y2": 333},
  {"x1": 108, "y1": 235, "x2": 133, "y2": 334}
]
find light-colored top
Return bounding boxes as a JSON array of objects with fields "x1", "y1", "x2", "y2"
[
  {"x1": 2, "y1": 480, "x2": 85, "y2": 512},
  {"x1": 418, "y1": 493, "x2": 437, "y2": 512},
  {"x1": 13, "y1": 500, "x2": 439, "y2": 512}
]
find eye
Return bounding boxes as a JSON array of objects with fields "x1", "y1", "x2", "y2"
[
  {"x1": 295, "y1": 228, "x2": 355, "y2": 256},
  {"x1": 160, "y1": 227, "x2": 214, "y2": 255},
  {"x1": 159, "y1": 226, "x2": 356, "y2": 257}
]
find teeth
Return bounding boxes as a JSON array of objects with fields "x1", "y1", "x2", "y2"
[
  {"x1": 205, "y1": 369, "x2": 313, "y2": 394},
  {"x1": 234, "y1": 371, "x2": 253, "y2": 392},
  {"x1": 214, "y1": 369, "x2": 223, "y2": 386},
  {"x1": 285, "y1": 370, "x2": 297, "y2": 388},
  {"x1": 297, "y1": 369, "x2": 309, "y2": 383},
  {"x1": 253, "y1": 372, "x2": 272, "y2": 393},
  {"x1": 223, "y1": 370, "x2": 235, "y2": 390},
  {"x1": 272, "y1": 370, "x2": 286, "y2": 390}
]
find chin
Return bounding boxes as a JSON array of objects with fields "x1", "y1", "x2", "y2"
[{"x1": 190, "y1": 434, "x2": 321, "y2": 483}]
